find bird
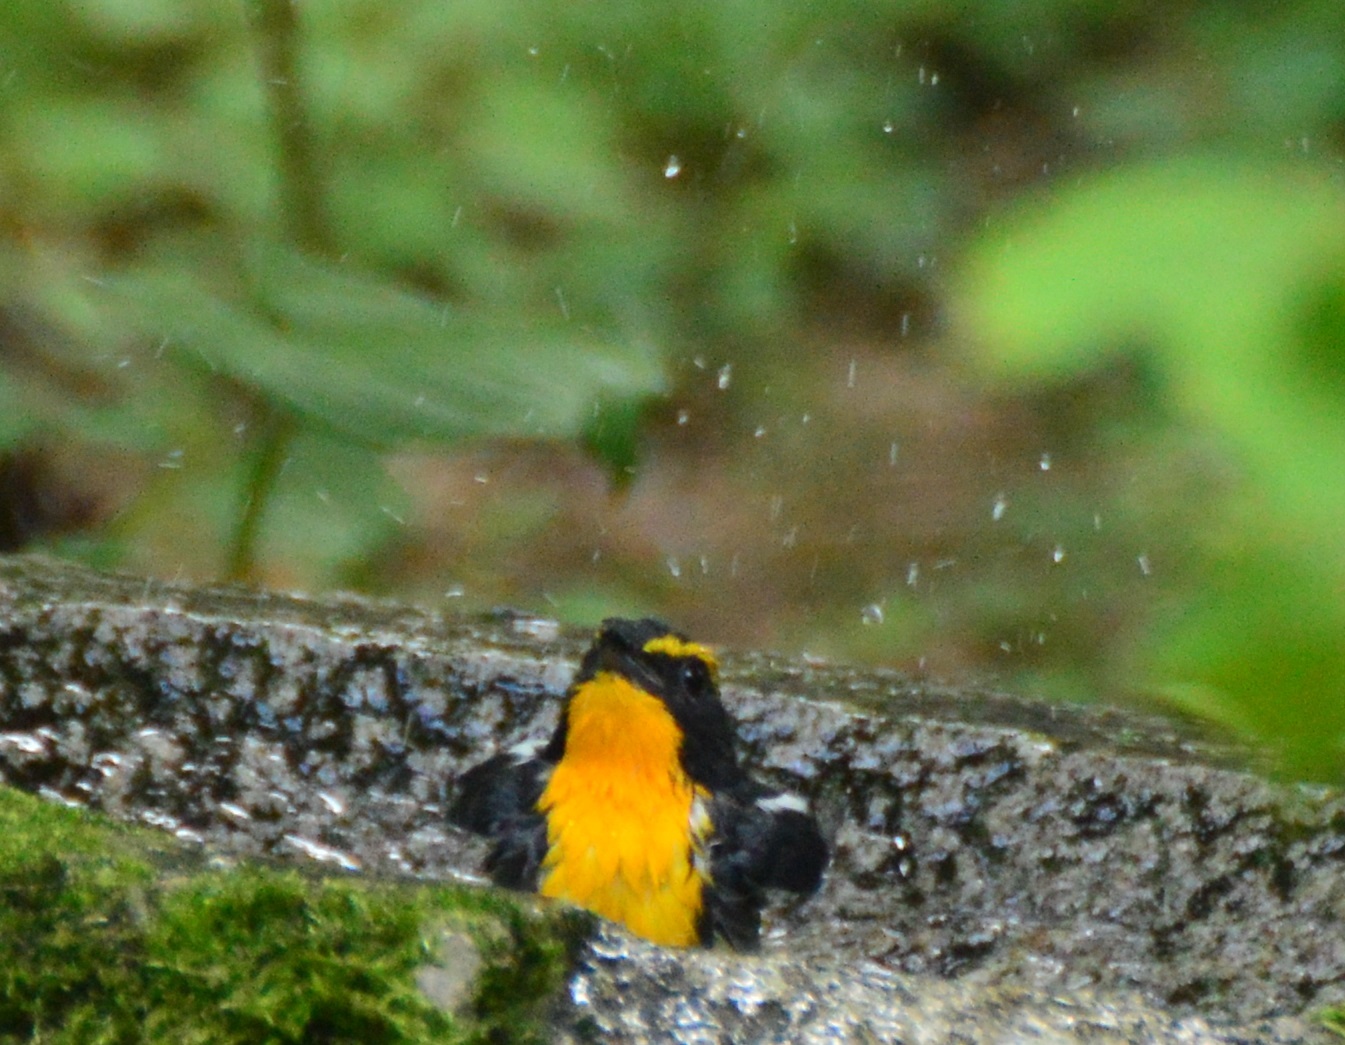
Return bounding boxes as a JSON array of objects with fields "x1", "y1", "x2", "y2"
[{"x1": 448, "y1": 617, "x2": 828, "y2": 949}]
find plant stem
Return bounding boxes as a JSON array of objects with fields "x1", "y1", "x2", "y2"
[
  {"x1": 244, "y1": 0, "x2": 333, "y2": 255},
  {"x1": 226, "y1": 409, "x2": 295, "y2": 582}
]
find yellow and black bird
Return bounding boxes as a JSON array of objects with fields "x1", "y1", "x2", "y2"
[{"x1": 448, "y1": 617, "x2": 828, "y2": 949}]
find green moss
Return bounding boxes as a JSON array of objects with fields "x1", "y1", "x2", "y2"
[
  {"x1": 0, "y1": 787, "x2": 583, "y2": 1043},
  {"x1": 0, "y1": 787, "x2": 161, "y2": 1040},
  {"x1": 466, "y1": 903, "x2": 592, "y2": 1045},
  {"x1": 1322, "y1": 1006, "x2": 1345, "y2": 1039}
]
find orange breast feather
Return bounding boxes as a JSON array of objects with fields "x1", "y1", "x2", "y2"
[{"x1": 537, "y1": 672, "x2": 707, "y2": 946}]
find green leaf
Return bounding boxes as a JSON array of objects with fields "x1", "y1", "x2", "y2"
[
  {"x1": 109, "y1": 245, "x2": 668, "y2": 450},
  {"x1": 257, "y1": 430, "x2": 411, "y2": 583},
  {"x1": 953, "y1": 155, "x2": 1345, "y2": 557},
  {"x1": 1143, "y1": 548, "x2": 1345, "y2": 783},
  {"x1": 954, "y1": 156, "x2": 1345, "y2": 384},
  {"x1": 954, "y1": 157, "x2": 1345, "y2": 780},
  {"x1": 581, "y1": 393, "x2": 657, "y2": 489}
]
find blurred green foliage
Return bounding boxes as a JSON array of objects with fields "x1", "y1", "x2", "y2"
[
  {"x1": 956, "y1": 158, "x2": 1345, "y2": 778},
  {"x1": 0, "y1": 0, "x2": 1344, "y2": 778}
]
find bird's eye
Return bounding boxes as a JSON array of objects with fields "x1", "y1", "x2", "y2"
[{"x1": 679, "y1": 658, "x2": 712, "y2": 695}]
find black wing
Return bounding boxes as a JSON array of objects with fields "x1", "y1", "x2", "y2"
[
  {"x1": 701, "y1": 784, "x2": 828, "y2": 950},
  {"x1": 448, "y1": 747, "x2": 551, "y2": 891}
]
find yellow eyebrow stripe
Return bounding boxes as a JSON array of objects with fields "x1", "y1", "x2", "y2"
[{"x1": 641, "y1": 634, "x2": 719, "y2": 675}]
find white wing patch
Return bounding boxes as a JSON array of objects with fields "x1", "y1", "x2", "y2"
[
  {"x1": 690, "y1": 791, "x2": 714, "y2": 838},
  {"x1": 756, "y1": 792, "x2": 810, "y2": 815},
  {"x1": 689, "y1": 790, "x2": 714, "y2": 880}
]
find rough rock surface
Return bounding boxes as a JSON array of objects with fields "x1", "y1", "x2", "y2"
[{"x1": 0, "y1": 554, "x2": 1340, "y2": 1043}]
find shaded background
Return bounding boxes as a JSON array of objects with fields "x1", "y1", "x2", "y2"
[{"x1": 1, "y1": 0, "x2": 1343, "y2": 779}]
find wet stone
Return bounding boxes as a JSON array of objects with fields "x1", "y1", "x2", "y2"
[{"x1": 0, "y1": 554, "x2": 1341, "y2": 1044}]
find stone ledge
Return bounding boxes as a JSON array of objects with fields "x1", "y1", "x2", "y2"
[{"x1": 0, "y1": 554, "x2": 1339, "y2": 1043}]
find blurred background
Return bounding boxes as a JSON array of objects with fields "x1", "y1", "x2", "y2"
[{"x1": 1, "y1": 0, "x2": 1343, "y2": 779}]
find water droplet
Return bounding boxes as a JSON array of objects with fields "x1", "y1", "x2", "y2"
[
  {"x1": 664, "y1": 155, "x2": 682, "y2": 179},
  {"x1": 717, "y1": 363, "x2": 733, "y2": 390},
  {"x1": 754, "y1": 425, "x2": 767, "y2": 438},
  {"x1": 1052, "y1": 545, "x2": 1065, "y2": 563},
  {"x1": 861, "y1": 603, "x2": 885, "y2": 625},
  {"x1": 1071, "y1": 104, "x2": 1080, "y2": 117},
  {"x1": 0, "y1": 732, "x2": 47, "y2": 755},
  {"x1": 513, "y1": 615, "x2": 560, "y2": 641},
  {"x1": 1137, "y1": 554, "x2": 1152, "y2": 577},
  {"x1": 906, "y1": 562, "x2": 919, "y2": 587},
  {"x1": 882, "y1": 119, "x2": 894, "y2": 134},
  {"x1": 888, "y1": 442, "x2": 899, "y2": 466},
  {"x1": 667, "y1": 557, "x2": 682, "y2": 578},
  {"x1": 444, "y1": 585, "x2": 465, "y2": 598},
  {"x1": 847, "y1": 358, "x2": 857, "y2": 388},
  {"x1": 900, "y1": 312, "x2": 911, "y2": 337},
  {"x1": 788, "y1": 220, "x2": 798, "y2": 244},
  {"x1": 1039, "y1": 452, "x2": 1052, "y2": 471},
  {"x1": 142, "y1": 810, "x2": 182, "y2": 832},
  {"x1": 992, "y1": 494, "x2": 1008, "y2": 521},
  {"x1": 527, "y1": 45, "x2": 540, "y2": 56},
  {"x1": 283, "y1": 834, "x2": 361, "y2": 871}
]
